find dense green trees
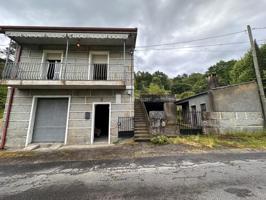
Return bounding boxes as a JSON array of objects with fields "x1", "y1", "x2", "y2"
[{"x1": 135, "y1": 44, "x2": 266, "y2": 98}]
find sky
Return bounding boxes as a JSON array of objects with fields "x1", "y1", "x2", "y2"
[{"x1": 0, "y1": 0, "x2": 266, "y2": 77}]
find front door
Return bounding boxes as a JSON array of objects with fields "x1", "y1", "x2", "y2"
[{"x1": 93, "y1": 104, "x2": 110, "y2": 143}]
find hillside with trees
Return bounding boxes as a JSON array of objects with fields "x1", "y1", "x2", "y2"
[{"x1": 135, "y1": 44, "x2": 266, "y2": 99}]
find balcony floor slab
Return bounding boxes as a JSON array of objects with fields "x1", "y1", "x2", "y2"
[{"x1": 0, "y1": 80, "x2": 126, "y2": 89}]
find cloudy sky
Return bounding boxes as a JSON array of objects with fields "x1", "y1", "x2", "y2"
[{"x1": 0, "y1": 0, "x2": 266, "y2": 77}]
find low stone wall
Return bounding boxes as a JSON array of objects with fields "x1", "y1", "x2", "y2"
[{"x1": 203, "y1": 112, "x2": 264, "y2": 134}]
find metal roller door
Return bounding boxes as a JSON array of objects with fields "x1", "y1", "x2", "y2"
[{"x1": 32, "y1": 98, "x2": 68, "y2": 143}]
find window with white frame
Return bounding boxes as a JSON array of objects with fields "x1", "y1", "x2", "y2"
[{"x1": 89, "y1": 52, "x2": 109, "y2": 80}]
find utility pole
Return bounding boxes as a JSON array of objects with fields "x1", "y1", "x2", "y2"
[{"x1": 247, "y1": 25, "x2": 266, "y2": 126}]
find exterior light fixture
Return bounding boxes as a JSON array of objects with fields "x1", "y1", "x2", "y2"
[{"x1": 76, "y1": 40, "x2": 80, "y2": 48}]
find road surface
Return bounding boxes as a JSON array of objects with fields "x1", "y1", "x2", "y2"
[{"x1": 0, "y1": 151, "x2": 266, "y2": 199}]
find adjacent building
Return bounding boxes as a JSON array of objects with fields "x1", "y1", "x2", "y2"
[
  {"x1": 176, "y1": 81, "x2": 262, "y2": 113},
  {"x1": 176, "y1": 80, "x2": 264, "y2": 133}
]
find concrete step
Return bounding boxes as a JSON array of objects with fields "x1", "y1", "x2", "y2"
[
  {"x1": 134, "y1": 137, "x2": 151, "y2": 142},
  {"x1": 135, "y1": 119, "x2": 147, "y2": 121},
  {"x1": 134, "y1": 119, "x2": 147, "y2": 126},
  {"x1": 135, "y1": 127, "x2": 148, "y2": 130},
  {"x1": 135, "y1": 126, "x2": 148, "y2": 129},
  {"x1": 134, "y1": 127, "x2": 148, "y2": 130},
  {"x1": 134, "y1": 119, "x2": 147, "y2": 122},
  {"x1": 134, "y1": 133, "x2": 150, "y2": 137},
  {"x1": 135, "y1": 130, "x2": 149, "y2": 133},
  {"x1": 135, "y1": 131, "x2": 149, "y2": 135}
]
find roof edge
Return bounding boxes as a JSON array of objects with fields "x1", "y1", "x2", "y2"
[
  {"x1": 0, "y1": 25, "x2": 138, "y2": 34},
  {"x1": 175, "y1": 91, "x2": 208, "y2": 104}
]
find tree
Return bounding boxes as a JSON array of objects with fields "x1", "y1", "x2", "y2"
[
  {"x1": 207, "y1": 60, "x2": 237, "y2": 85},
  {"x1": 171, "y1": 82, "x2": 192, "y2": 94},
  {"x1": 177, "y1": 91, "x2": 195, "y2": 99},
  {"x1": 230, "y1": 50, "x2": 255, "y2": 84},
  {"x1": 134, "y1": 71, "x2": 153, "y2": 91},
  {"x1": 0, "y1": 40, "x2": 16, "y2": 61},
  {"x1": 152, "y1": 71, "x2": 171, "y2": 90},
  {"x1": 145, "y1": 83, "x2": 168, "y2": 95}
]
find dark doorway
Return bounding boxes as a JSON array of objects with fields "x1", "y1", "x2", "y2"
[
  {"x1": 94, "y1": 104, "x2": 109, "y2": 143},
  {"x1": 47, "y1": 60, "x2": 61, "y2": 80},
  {"x1": 144, "y1": 102, "x2": 164, "y2": 113},
  {"x1": 93, "y1": 64, "x2": 107, "y2": 80}
]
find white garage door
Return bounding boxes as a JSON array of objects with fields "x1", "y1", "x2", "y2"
[{"x1": 32, "y1": 98, "x2": 68, "y2": 143}]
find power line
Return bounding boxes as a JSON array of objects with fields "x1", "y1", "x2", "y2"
[
  {"x1": 135, "y1": 39, "x2": 266, "y2": 52},
  {"x1": 252, "y1": 27, "x2": 266, "y2": 30},
  {"x1": 135, "y1": 41, "x2": 250, "y2": 51},
  {"x1": 136, "y1": 30, "x2": 246, "y2": 48}
]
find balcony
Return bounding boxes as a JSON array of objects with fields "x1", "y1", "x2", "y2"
[{"x1": 1, "y1": 62, "x2": 128, "y2": 89}]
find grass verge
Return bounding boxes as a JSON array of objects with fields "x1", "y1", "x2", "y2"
[{"x1": 152, "y1": 131, "x2": 266, "y2": 150}]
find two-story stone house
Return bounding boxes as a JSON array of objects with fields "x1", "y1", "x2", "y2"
[{"x1": 0, "y1": 26, "x2": 137, "y2": 149}]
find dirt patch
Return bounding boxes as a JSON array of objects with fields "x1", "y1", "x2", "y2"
[
  {"x1": 224, "y1": 188, "x2": 254, "y2": 198},
  {"x1": 0, "y1": 143, "x2": 196, "y2": 165}
]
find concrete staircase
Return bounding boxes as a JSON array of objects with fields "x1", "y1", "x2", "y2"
[{"x1": 134, "y1": 100, "x2": 151, "y2": 142}]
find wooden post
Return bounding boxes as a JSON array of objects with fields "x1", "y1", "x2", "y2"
[{"x1": 247, "y1": 25, "x2": 266, "y2": 126}]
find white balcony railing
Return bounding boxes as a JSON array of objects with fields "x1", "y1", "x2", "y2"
[{"x1": 2, "y1": 62, "x2": 127, "y2": 81}]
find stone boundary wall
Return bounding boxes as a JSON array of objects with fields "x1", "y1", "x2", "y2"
[{"x1": 203, "y1": 112, "x2": 264, "y2": 134}]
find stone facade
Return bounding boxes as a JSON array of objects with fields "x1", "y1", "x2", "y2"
[
  {"x1": 0, "y1": 26, "x2": 137, "y2": 149},
  {"x1": 203, "y1": 112, "x2": 264, "y2": 134},
  {"x1": 2, "y1": 88, "x2": 133, "y2": 148}
]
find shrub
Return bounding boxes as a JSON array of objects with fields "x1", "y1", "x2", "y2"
[{"x1": 150, "y1": 135, "x2": 169, "y2": 145}]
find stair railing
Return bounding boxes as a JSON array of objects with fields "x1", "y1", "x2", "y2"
[{"x1": 140, "y1": 100, "x2": 152, "y2": 134}]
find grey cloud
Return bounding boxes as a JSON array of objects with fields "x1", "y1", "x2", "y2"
[{"x1": 0, "y1": 0, "x2": 266, "y2": 77}]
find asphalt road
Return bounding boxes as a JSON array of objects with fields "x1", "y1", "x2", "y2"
[{"x1": 0, "y1": 151, "x2": 266, "y2": 200}]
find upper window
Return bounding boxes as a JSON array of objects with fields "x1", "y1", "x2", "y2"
[
  {"x1": 90, "y1": 52, "x2": 109, "y2": 80},
  {"x1": 42, "y1": 51, "x2": 63, "y2": 80}
]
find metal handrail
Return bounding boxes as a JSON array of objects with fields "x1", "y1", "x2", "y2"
[
  {"x1": 140, "y1": 99, "x2": 152, "y2": 134},
  {"x1": 2, "y1": 61, "x2": 130, "y2": 81}
]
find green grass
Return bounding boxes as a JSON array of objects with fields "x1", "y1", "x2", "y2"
[{"x1": 168, "y1": 131, "x2": 266, "y2": 149}]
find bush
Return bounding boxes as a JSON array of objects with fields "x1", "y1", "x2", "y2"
[{"x1": 150, "y1": 135, "x2": 169, "y2": 145}]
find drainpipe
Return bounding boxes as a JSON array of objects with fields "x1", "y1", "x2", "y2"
[
  {"x1": 0, "y1": 87, "x2": 15, "y2": 149},
  {"x1": 130, "y1": 49, "x2": 134, "y2": 101},
  {"x1": 123, "y1": 40, "x2": 126, "y2": 81},
  {"x1": 0, "y1": 40, "x2": 20, "y2": 149}
]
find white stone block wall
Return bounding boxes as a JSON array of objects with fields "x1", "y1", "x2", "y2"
[
  {"x1": 203, "y1": 112, "x2": 264, "y2": 134},
  {"x1": 3, "y1": 88, "x2": 133, "y2": 148}
]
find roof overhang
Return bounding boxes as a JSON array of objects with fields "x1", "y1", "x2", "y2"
[
  {"x1": 0, "y1": 25, "x2": 137, "y2": 47},
  {"x1": 175, "y1": 92, "x2": 208, "y2": 105}
]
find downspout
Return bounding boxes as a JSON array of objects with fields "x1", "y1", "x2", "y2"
[
  {"x1": 1, "y1": 40, "x2": 21, "y2": 149},
  {"x1": 0, "y1": 87, "x2": 15, "y2": 149},
  {"x1": 123, "y1": 40, "x2": 126, "y2": 82}
]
